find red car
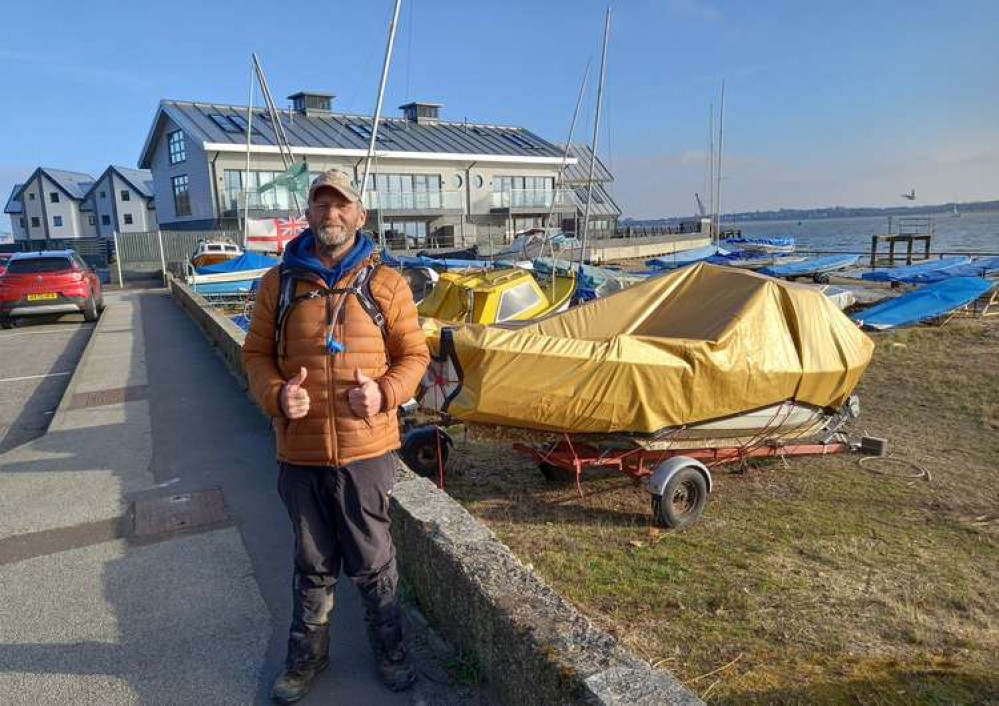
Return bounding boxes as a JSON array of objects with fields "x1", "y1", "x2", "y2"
[
  {"x1": 0, "y1": 250, "x2": 103, "y2": 329},
  {"x1": 0, "y1": 253, "x2": 11, "y2": 275}
]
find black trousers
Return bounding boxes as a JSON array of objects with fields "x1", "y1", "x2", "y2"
[{"x1": 277, "y1": 453, "x2": 401, "y2": 651}]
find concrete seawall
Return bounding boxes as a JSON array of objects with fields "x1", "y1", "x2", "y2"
[{"x1": 169, "y1": 276, "x2": 703, "y2": 705}]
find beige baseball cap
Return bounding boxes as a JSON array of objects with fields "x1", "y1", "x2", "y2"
[{"x1": 308, "y1": 169, "x2": 362, "y2": 204}]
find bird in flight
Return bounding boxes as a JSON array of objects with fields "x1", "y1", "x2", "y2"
[{"x1": 901, "y1": 189, "x2": 916, "y2": 201}]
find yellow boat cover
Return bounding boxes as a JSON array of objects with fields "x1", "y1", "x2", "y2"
[{"x1": 424, "y1": 263, "x2": 874, "y2": 433}]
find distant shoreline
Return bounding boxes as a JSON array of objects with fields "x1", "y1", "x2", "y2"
[{"x1": 627, "y1": 201, "x2": 999, "y2": 225}]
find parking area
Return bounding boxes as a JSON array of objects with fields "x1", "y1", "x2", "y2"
[{"x1": 0, "y1": 315, "x2": 94, "y2": 452}]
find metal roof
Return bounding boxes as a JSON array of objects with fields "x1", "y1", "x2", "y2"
[
  {"x1": 571, "y1": 182, "x2": 621, "y2": 218},
  {"x1": 4, "y1": 184, "x2": 22, "y2": 214},
  {"x1": 558, "y1": 143, "x2": 613, "y2": 184},
  {"x1": 106, "y1": 164, "x2": 153, "y2": 199},
  {"x1": 33, "y1": 168, "x2": 96, "y2": 200},
  {"x1": 140, "y1": 100, "x2": 568, "y2": 167}
]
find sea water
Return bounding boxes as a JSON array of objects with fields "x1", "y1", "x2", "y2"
[{"x1": 727, "y1": 211, "x2": 999, "y2": 254}]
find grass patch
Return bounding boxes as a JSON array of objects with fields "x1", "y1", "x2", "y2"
[{"x1": 441, "y1": 318, "x2": 999, "y2": 704}]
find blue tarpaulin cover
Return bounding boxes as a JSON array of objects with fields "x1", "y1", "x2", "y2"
[
  {"x1": 759, "y1": 254, "x2": 860, "y2": 278},
  {"x1": 860, "y1": 256, "x2": 971, "y2": 282},
  {"x1": 895, "y1": 256, "x2": 999, "y2": 284},
  {"x1": 646, "y1": 245, "x2": 721, "y2": 269},
  {"x1": 195, "y1": 251, "x2": 278, "y2": 275},
  {"x1": 850, "y1": 277, "x2": 994, "y2": 330}
]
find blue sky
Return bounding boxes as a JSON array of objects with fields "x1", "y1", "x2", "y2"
[{"x1": 2, "y1": 0, "x2": 997, "y2": 223}]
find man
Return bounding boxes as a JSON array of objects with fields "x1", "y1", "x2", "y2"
[{"x1": 242, "y1": 169, "x2": 430, "y2": 703}]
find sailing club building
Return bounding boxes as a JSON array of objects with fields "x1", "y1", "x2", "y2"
[{"x1": 137, "y1": 91, "x2": 620, "y2": 248}]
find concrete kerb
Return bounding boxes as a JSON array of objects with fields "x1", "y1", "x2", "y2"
[
  {"x1": 169, "y1": 276, "x2": 703, "y2": 706},
  {"x1": 49, "y1": 295, "x2": 116, "y2": 431}
]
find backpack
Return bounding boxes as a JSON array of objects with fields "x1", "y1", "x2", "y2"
[{"x1": 273, "y1": 261, "x2": 387, "y2": 354}]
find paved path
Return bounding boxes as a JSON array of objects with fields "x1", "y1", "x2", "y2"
[{"x1": 0, "y1": 289, "x2": 483, "y2": 705}]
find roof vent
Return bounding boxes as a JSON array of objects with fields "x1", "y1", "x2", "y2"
[
  {"x1": 288, "y1": 91, "x2": 334, "y2": 116},
  {"x1": 399, "y1": 101, "x2": 442, "y2": 125}
]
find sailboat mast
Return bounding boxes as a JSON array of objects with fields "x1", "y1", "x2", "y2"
[
  {"x1": 715, "y1": 80, "x2": 726, "y2": 239},
  {"x1": 541, "y1": 59, "x2": 591, "y2": 259},
  {"x1": 252, "y1": 53, "x2": 302, "y2": 215},
  {"x1": 362, "y1": 0, "x2": 404, "y2": 251},
  {"x1": 579, "y1": 6, "x2": 611, "y2": 267},
  {"x1": 242, "y1": 58, "x2": 255, "y2": 247},
  {"x1": 707, "y1": 103, "x2": 714, "y2": 242}
]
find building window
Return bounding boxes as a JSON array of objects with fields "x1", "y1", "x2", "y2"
[
  {"x1": 101, "y1": 215, "x2": 111, "y2": 226},
  {"x1": 383, "y1": 220, "x2": 430, "y2": 249},
  {"x1": 28, "y1": 192, "x2": 36, "y2": 200},
  {"x1": 88, "y1": 215, "x2": 95, "y2": 226},
  {"x1": 366, "y1": 173, "x2": 443, "y2": 210},
  {"x1": 168, "y1": 130, "x2": 186, "y2": 164},
  {"x1": 53, "y1": 215, "x2": 63, "y2": 227},
  {"x1": 19, "y1": 217, "x2": 25, "y2": 228},
  {"x1": 172, "y1": 175, "x2": 191, "y2": 216},
  {"x1": 100, "y1": 190, "x2": 106, "y2": 198},
  {"x1": 31, "y1": 216, "x2": 40, "y2": 227},
  {"x1": 223, "y1": 169, "x2": 303, "y2": 212},
  {"x1": 491, "y1": 175, "x2": 555, "y2": 208},
  {"x1": 121, "y1": 190, "x2": 130, "y2": 201},
  {"x1": 50, "y1": 192, "x2": 60, "y2": 203},
  {"x1": 123, "y1": 214, "x2": 134, "y2": 225}
]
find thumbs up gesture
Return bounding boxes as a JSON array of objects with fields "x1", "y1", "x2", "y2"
[
  {"x1": 348, "y1": 368, "x2": 383, "y2": 419},
  {"x1": 280, "y1": 367, "x2": 311, "y2": 419}
]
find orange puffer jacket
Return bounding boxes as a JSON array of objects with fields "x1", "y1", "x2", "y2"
[{"x1": 242, "y1": 252, "x2": 429, "y2": 466}]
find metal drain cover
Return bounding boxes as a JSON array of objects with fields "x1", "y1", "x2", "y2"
[{"x1": 133, "y1": 488, "x2": 229, "y2": 537}]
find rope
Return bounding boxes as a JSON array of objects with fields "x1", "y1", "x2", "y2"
[{"x1": 859, "y1": 455, "x2": 932, "y2": 482}]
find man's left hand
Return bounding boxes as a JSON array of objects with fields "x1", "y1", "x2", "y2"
[{"x1": 349, "y1": 369, "x2": 383, "y2": 418}]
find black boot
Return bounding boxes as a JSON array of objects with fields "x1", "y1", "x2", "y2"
[
  {"x1": 272, "y1": 572, "x2": 337, "y2": 703},
  {"x1": 271, "y1": 628, "x2": 330, "y2": 704},
  {"x1": 358, "y1": 567, "x2": 416, "y2": 692},
  {"x1": 364, "y1": 606, "x2": 417, "y2": 692}
]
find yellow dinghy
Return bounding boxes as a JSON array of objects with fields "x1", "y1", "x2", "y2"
[{"x1": 417, "y1": 267, "x2": 575, "y2": 324}]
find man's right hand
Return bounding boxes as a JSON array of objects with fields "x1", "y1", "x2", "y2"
[{"x1": 280, "y1": 367, "x2": 310, "y2": 419}]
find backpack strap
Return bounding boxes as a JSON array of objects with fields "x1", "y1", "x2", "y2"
[{"x1": 273, "y1": 262, "x2": 387, "y2": 347}]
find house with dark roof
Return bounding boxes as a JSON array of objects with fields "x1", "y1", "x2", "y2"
[
  {"x1": 82, "y1": 166, "x2": 157, "y2": 236},
  {"x1": 137, "y1": 91, "x2": 616, "y2": 246},
  {"x1": 557, "y1": 143, "x2": 621, "y2": 237},
  {"x1": 5, "y1": 168, "x2": 97, "y2": 240}
]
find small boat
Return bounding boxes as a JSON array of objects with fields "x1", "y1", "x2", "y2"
[
  {"x1": 646, "y1": 245, "x2": 722, "y2": 270},
  {"x1": 187, "y1": 251, "x2": 277, "y2": 295},
  {"x1": 759, "y1": 254, "x2": 860, "y2": 281},
  {"x1": 190, "y1": 239, "x2": 243, "y2": 269},
  {"x1": 706, "y1": 250, "x2": 806, "y2": 270},
  {"x1": 851, "y1": 277, "x2": 995, "y2": 330},
  {"x1": 883, "y1": 256, "x2": 999, "y2": 285},
  {"x1": 491, "y1": 229, "x2": 583, "y2": 262},
  {"x1": 861, "y1": 256, "x2": 971, "y2": 283},
  {"x1": 417, "y1": 267, "x2": 575, "y2": 324},
  {"x1": 720, "y1": 236, "x2": 795, "y2": 254}
]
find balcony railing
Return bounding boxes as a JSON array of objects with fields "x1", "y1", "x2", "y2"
[
  {"x1": 224, "y1": 189, "x2": 302, "y2": 213},
  {"x1": 363, "y1": 189, "x2": 464, "y2": 211},
  {"x1": 491, "y1": 188, "x2": 575, "y2": 210}
]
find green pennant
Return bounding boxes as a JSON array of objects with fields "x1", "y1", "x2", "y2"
[{"x1": 258, "y1": 161, "x2": 309, "y2": 200}]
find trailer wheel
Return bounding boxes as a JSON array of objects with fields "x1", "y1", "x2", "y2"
[
  {"x1": 401, "y1": 426, "x2": 455, "y2": 479},
  {"x1": 813, "y1": 273, "x2": 831, "y2": 284},
  {"x1": 651, "y1": 467, "x2": 708, "y2": 529},
  {"x1": 538, "y1": 461, "x2": 578, "y2": 484}
]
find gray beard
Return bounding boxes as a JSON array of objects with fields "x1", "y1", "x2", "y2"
[{"x1": 315, "y1": 225, "x2": 353, "y2": 249}]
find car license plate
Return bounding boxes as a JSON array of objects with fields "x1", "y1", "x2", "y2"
[{"x1": 26, "y1": 293, "x2": 58, "y2": 301}]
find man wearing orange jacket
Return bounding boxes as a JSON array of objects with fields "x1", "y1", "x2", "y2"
[{"x1": 243, "y1": 169, "x2": 429, "y2": 703}]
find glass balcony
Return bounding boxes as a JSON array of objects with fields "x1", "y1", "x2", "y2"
[
  {"x1": 491, "y1": 188, "x2": 574, "y2": 210},
  {"x1": 363, "y1": 189, "x2": 464, "y2": 211}
]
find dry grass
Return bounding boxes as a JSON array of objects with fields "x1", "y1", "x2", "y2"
[{"x1": 439, "y1": 317, "x2": 999, "y2": 705}]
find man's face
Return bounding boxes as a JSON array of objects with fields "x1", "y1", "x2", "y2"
[{"x1": 306, "y1": 188, "x2": 366, "y2": 248}]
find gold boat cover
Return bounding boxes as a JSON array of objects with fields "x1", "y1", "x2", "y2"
[{"x1": 424, "y1": 263, "x2": 874, "y2": 434}]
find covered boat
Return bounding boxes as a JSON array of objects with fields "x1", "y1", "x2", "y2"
[
  {"x1": 417, "y1": 267, "x2": 575, "y2": 324},
  {"x1": 187, "y1": 251, "x2": 278, "y2": 295},
  {"x1": 420, "y1": 263, "x2": 873, "y2": 436}
]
